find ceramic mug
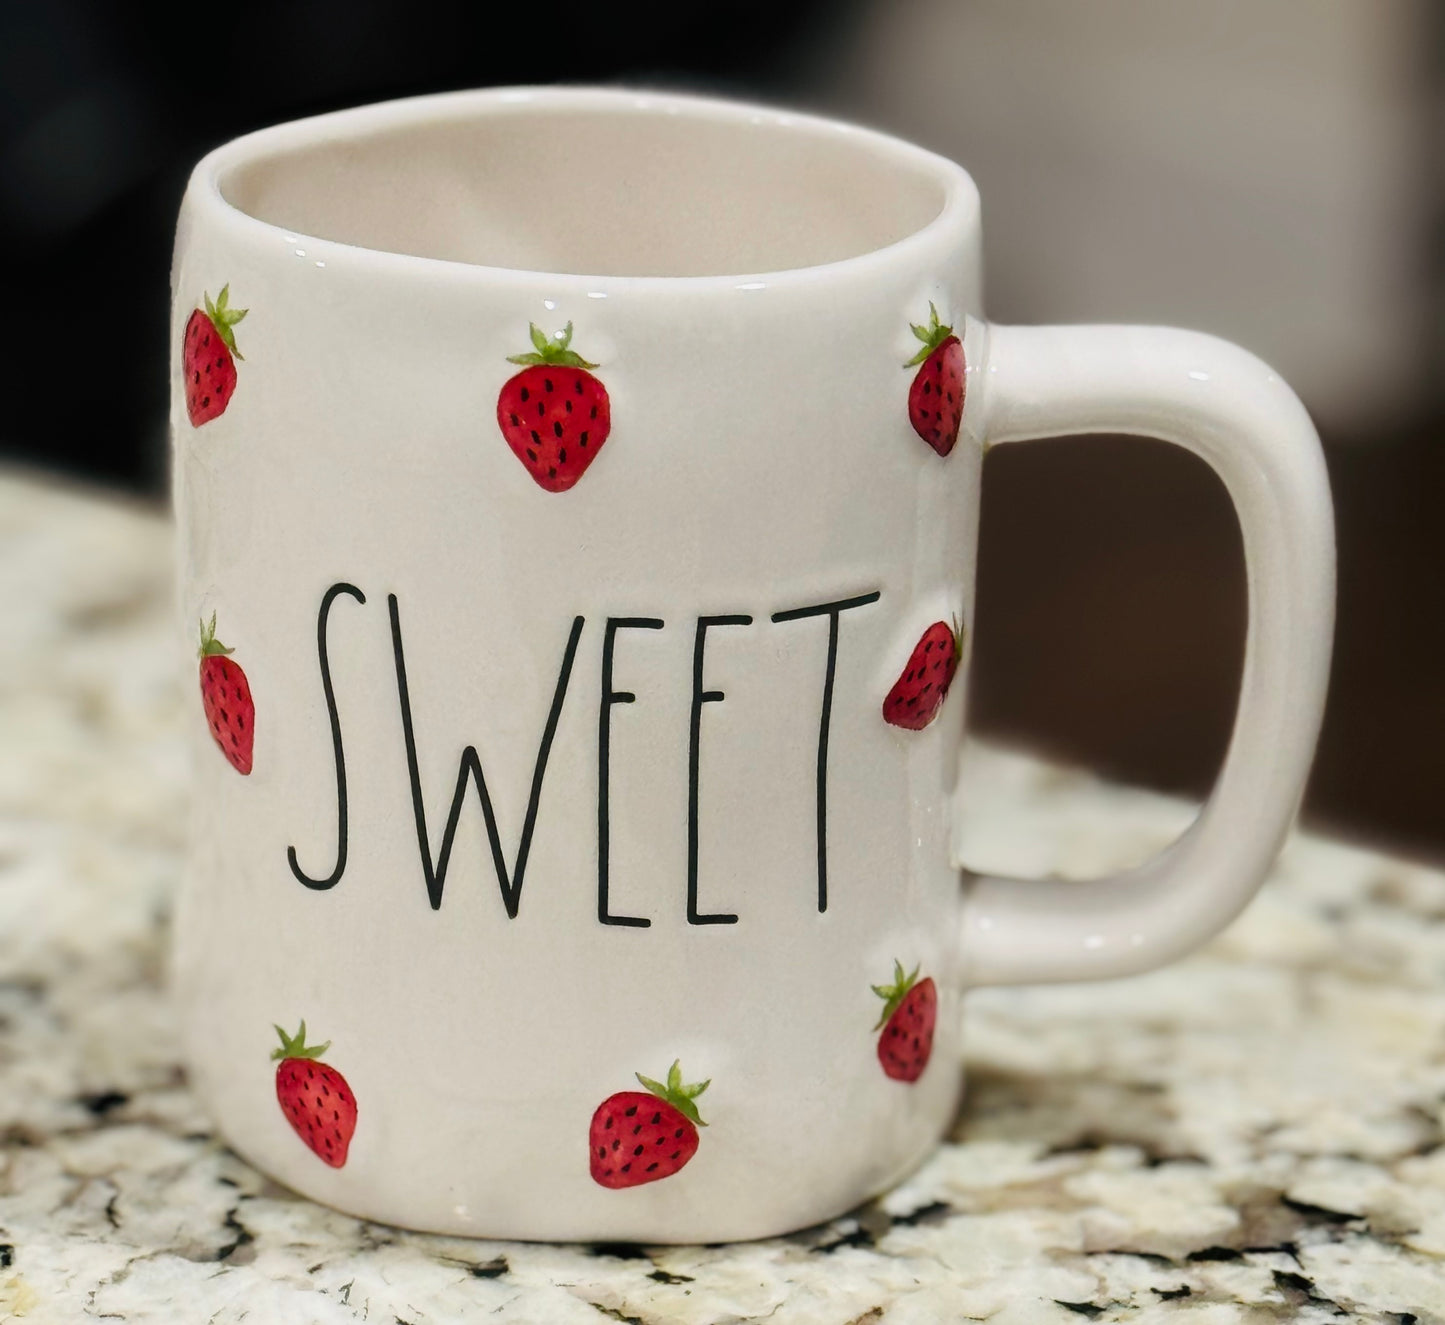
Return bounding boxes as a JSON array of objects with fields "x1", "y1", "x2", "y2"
[{"x1": 171, "y1": 87, "x2": 1334, "y2": 1242}]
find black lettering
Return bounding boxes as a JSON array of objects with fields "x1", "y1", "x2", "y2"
[
  {"x1": 688, "y1": 614, "x2": 753, "y2": 924},
  {"x1": 288, "y1": 582, "x2": 366, "y2": 890},
  {"x1": 771, "y1": 591, "x2": 881, "y2": 911},
  {"x1": 598, "y1": 617, "x2": 664, "y2": 927},
  {"x1": 389, "y1": 594, "x2": 583, "y2": 917}
]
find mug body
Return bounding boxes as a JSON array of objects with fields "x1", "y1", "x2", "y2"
[{"x1": 171, "y1": 87, "x2": 984, "y2": 1241}]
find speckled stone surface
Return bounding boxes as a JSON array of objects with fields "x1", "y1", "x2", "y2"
[{"x1": 2, "y1": 472, "x2": 1444, "y2": 1323}]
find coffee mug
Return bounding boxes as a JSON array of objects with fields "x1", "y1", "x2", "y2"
[{"x1": 171, "y1": 86, "x2": 1334, "y2": 1242}]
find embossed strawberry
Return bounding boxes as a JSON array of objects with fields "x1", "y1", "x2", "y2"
[
  {"x1": 183, "y1": 285, "x2": 247, "y2": 426},
  {"x1": 272, "y1": 1022, "x2": 357, "y2": 1168},
  {"x1": 882, "y1": 618, "x2": 962, "y2": 731},
  {"x1": 873, "y1": 961, "x2": 937, "y2": 1083},
  {"x1": 905, "y1": 303, "x2": 964, "y2": 456},
  {"x1": 497, "y1": 322, "x2": 611, "y2": 492},
  {"x1": 590, "y1": 1060, "x2": 708, "y2": 1189},
  {"x1": 198, "y1": 613, "x2": 254, "y2": 774}
]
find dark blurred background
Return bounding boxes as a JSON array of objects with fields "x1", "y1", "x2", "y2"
[{"x1": 3, "y1": 0, "x2": 1443, "y2": 857}]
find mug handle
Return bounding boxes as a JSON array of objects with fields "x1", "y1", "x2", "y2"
[{"x1": 959, "y1": 324, "x2": 1335, "y2": 985}]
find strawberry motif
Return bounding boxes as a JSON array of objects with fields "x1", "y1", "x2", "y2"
[
  {"x1": 590, "y1": 1060, "x2": 709, "y2": 1189},
  {"x1": 272, "y1": 1022, "x2": 357, "y2": 1168},
  {"x1": 905, "y1": 303, "x2": 965, "y2": 456},
  {"x1": 882, "y1": 618, "x2": 963, "y2": 731},
  {"x1": 873, "y1": 961, "x2": 937, "y2": 1083},
  {"x1": 183, "y1": 285, "x2": 247, "y2": 426},
  {"x1": 496, "y1": 322, "x2": 611, "y2": 492},
  {"x1": 198, "y1": 613, "x2": 255, "y2": 774}
]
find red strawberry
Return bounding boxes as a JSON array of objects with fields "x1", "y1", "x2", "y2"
[
  {"x1": 905, "y1": 303, "x2": 965, "y2": 456},
  {"x1": 198, "y1": 612, "x2": 255, "y2": 775},
  {"x1": 496, "y1": 322, "x2": 612, "y2": 492},
  {"x1": 272, "y1": 1022, "x2": 357, "y2": 1168},
  {"x1": 183, "y1": 285, "x2": 247, "y2": 426},
  {"x1": 873, "y1": 961, "x2": 937, "y2": 1083},
  {"x1": 590, "y1": 1060, "x2": 709, "y2": 1189},
  {"x1": 882, "y1": 618, "x2": 963, "y2": 731}
]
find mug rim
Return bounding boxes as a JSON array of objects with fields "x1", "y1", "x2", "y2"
[{"x1": 188, "y1": 84, "x2": 980, "y2": 291}]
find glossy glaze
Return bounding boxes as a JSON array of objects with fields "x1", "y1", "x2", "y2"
[{"x1": 170, "y1": 86, "x2": 1333, "y2": 1241}]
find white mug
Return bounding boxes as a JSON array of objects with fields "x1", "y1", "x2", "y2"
[{"x1": 171, "y1": 86, "x2": 1334, "y2": 1242}]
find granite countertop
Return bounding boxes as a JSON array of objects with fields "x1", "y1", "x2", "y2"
[{"x1": 1, "y1": 471, "x2": 1443, "y2": 1324}]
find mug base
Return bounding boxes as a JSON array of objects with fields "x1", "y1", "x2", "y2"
[{"x1": 214, "y1": 1109, "x2": 956, "y2": 1246}]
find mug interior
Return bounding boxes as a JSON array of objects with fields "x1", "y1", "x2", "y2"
[{"x1": 216, "y1": 94, "x2": 951, "y2": 278}]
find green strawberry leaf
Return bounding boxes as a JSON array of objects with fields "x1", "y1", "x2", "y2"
[
  {"x1": 872, "y1": 960, "x2": 921, "y2": 1030},
  {"x1": 636, "y1": 1060, "x2": 710, "y2": 1127},
  {"x1": 271, "y1": 1020, "x2": 331, "y2": 1062},
  {"x1": 200, "y1": 287, "x2": 247, "y2": 360},
  {"x1": 903, "y1": 302, "x2": 956, "y2": 368},
  {"x1": 507, "y1": 323, "x2": 600, "y2": 370},
  {"x1": 198, "y1": 611, "x2": 235, "y2": 659},
  {"x1": 669, "y1": 1094, "x2": 706, "y2": 1128}
]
